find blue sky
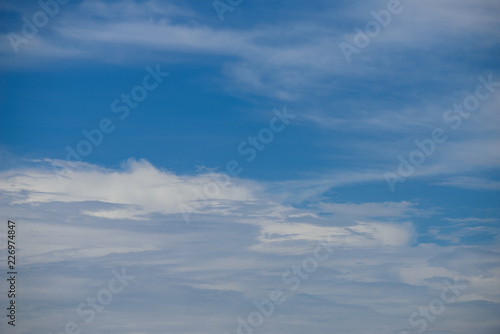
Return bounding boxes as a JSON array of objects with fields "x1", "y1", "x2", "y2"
[{"x1": 0, "y1": 0, "x2": 500, "y2": 333}]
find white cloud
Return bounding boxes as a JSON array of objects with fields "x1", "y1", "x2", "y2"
[
  {"x1": 1, "y1": 157, "x2": 499, "y2": 333},
  {"x1": 0, "y1": 158, "x2": 260, "y2": 220},
  {"x1": 250, "y1": 220, "x2": 415, "y2": 255},
  {"x1": 318, "y1": 201, "x2": 415, "y2": 218},
  {"x1": 436, "y1": 176, "x2": 500, "y2": 191}
]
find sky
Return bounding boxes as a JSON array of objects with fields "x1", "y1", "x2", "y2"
[{"x1": 0, "y1": 0, "x2": 499, "y2": 333}]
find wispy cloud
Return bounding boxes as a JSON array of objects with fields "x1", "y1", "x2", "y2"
[
  {"x1": 1, "y1": 0, "x2": 499, "y2": 332},
  {"x1": 1, "y1": 157, "x2": 499, "y2": 333}
]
